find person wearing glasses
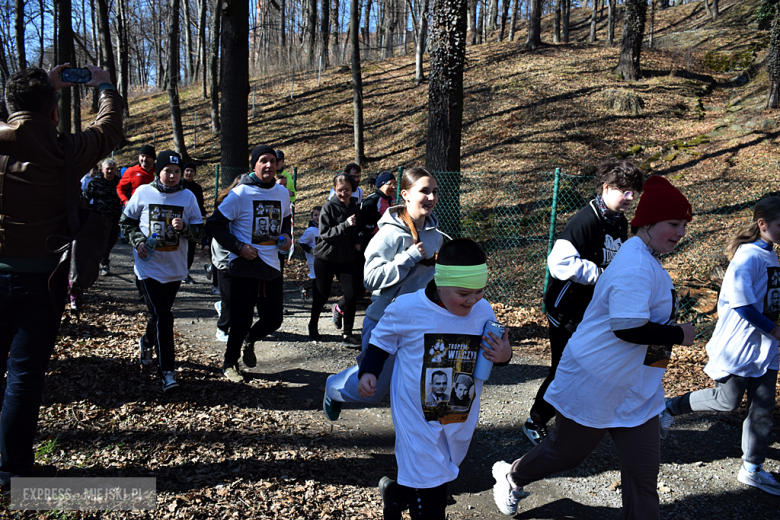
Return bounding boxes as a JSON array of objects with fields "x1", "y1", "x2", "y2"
[{"x1": 522, "y1": 161, "x2": 645, "y2": 446}]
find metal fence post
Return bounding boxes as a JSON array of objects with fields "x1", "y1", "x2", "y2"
[
  {"x1": 396, "y1": 166, "x2": 403, "y2": 202},
  {"x1": 542, "y1": 168, "x2": 562, "y2": 313},
  {"x1": 214, "y1": 164, "x2": 220, "y2": 207}
]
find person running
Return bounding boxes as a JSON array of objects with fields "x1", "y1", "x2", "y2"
[
  {"x1": 120, "y1": 151, "x2": 205, "y2": 392},
  {"x1": 492, "y1": 176, "x2": 696, "y2": 519},
  {"x1": 205, "y1": 145, "x2": 291, "y2": 382},
  {"x1": 663, "y1": 196, "x2": 780, "y2": 496},
  {"x1": 181, "y1": 162, "x2": 208, "y2": 284},
  {"x1": 524, "y1": 160, "x2": 644, "y2": 445},
  {"x1": 357, "y1": 239, "x2": 512, "y2": 520},
  {"x1": 308, "y1": 173, "x2": 364, "y2": 346},
  {"x1": 323, "y1": 167, "x2": 441, "y2": 421},
  {"x1": 298, "y1": 206, "x2": 322, "y2": 300}
]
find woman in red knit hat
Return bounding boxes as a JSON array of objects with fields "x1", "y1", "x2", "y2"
[{"x1": 492, "y1": 175, "x2": 696, "y2": 520}]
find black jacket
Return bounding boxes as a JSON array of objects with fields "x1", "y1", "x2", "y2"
[
  {"x1": 313, "y1": 195, "x2": 363, "y2": 263},
  {"x1": 543, "y1": 200, "x2": 627, "y2": 330}
]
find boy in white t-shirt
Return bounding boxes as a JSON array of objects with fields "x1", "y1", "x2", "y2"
[
  {"x1": 298, "y1": 206, "x2": 321, "y2": 299},
  {"x1": 119, "y1": 151, "x2": 205, "y2": 392},
  {"x1": 358, "y1": 239, "x2": 512, "y2": 520}
]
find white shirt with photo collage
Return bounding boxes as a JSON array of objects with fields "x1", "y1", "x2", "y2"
[{"x1": 370, "y1": 289, "x2": 496, "y2": 489}]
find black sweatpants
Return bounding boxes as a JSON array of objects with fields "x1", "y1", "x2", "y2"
[
  {"x1": 383, "y1": 482, "x2": 448, "y2": 520},
  {"x1": 187, "y1": 240, "x2": 197, "y2": 270},
  {"x1": 101, "y1": 219, "x2": 121, "y2": 266},
  {"x1": 530, "y1": 321, "x2": 572, "y2": 426},
  {"x1": 311, "y1": 257, "x2": 358, "y2": 335},
  {"x1": 138, "y1": 278, "x2": 181, "y2": 373},
  {"x1": 224, "y1": 275, "x2": 283, "y2": 366}
]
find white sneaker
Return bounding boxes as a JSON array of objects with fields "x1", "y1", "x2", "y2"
[
  {"x1": 215, "y1": 329, "x2": 229, "y2": 342},
  {"x1": 492, "y1": 461, "x2": 528, "y2": 515},
  {"x1": 161, "y1": 371, "x2": 179, "y2": 392},
  {"x1": 214, "y1": 300, "x2": 222, "y2": 317},
  {"x1": 659, "y1": 398, "x2": 674, "y2": 439},
  {"x1": 738, "y1": 465, "x2": 780, "y2": 495}
]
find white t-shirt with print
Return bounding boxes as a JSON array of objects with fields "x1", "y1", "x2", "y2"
[
  {"x1": 125, "y1": 184, "x2": 203, "y2": 283},
  {"x1": 545, "y1": 236, "x2": 678, "y2": 429},
  {"x1": 704, "y1": 241, "x2": 780, "y2": 380},
  {"x1": 370, "y1": 289, "x2": 496, "y2": 489},
  {"x1": 217, "y1": 182, "x2": 291, "y2": 271}
]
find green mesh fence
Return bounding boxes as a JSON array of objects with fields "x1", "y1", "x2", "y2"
[{"x1": 215, "y1": 165, "x2": 772, "y2": 343}]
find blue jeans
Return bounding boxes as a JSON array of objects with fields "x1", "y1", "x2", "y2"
[
  {"x1": 0, "y1": 271, "x2": 66, "y2": 481},
  {"x1": 326, "y1": 317, "x2": 396, "y2": 404}
]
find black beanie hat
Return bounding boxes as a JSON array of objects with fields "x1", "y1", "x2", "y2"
[
  {"x1": 275, "y1": 149, "x2": 285, "y2": 161},
  {"x1": 155, "y1": 150, "x2": 182, "y2": 174},
  {"x1": 250, "y1": 145, "x2": 276, "y2": 170},
  {"x1": 183, "y1": 162, "x2": 197, "y2": 171},
  {"x1": 139, "y1": 144, "x2": 156, "y2": 159}
]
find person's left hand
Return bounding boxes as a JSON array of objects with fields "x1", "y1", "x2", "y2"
[
  {"x1": 278, "y1": 233, "x2": 292, "y2": 252},
  {"x1": 480, "y1": 327, "x2": 512, "y2": 364},
  {"x1": 355, "y1": 244, "x2": 362, "y2": 252},
  {"x1": 172, "y1": 218, "x2": 184, "y2": 231}
]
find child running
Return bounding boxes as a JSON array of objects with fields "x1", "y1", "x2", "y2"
[
  {"x1": 298, "y1": 206, "x2": 321, "y2": 299},
  {"x1": 119, "y1": 151, "x2": 205, "y2": 392},
  {"x1": 663, "y1": 196, "x2": 780, "y2": 495},
  {"x1": 492, "y1": 176, "x2": 695, "y2": 519},
  {"x1": 308, "y1": 173, "x2": 364, "y2": 346},
  {"x1": 358, "y1": 238, "x2": 512, "y2": 520},
  {"x1": 525, "y1": 160, "x2": 644, "y2": 444}
]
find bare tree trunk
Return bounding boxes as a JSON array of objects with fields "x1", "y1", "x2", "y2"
[
  {"x1": 183, "y1": 0, "x2": 194, "y2": 84},
  {"x1": 468, "y1": 0, "x2": 477, "y2": 45},
  {"x1": 616, "y1": 0, "x2": 646, "y2": 81},
  {"x1": 712, "y1": 0, "x2": 718, "y2": 20},
  {"x1": 509, "y1": 0, "x2": 521, "y2": 42},
  {"x1": 320, "y1": 0, "x2": 330, "y2": 67},
  {"x1": 488, "y1": 0, "x2": 498, "y2": 33},
  {"x1": 498, "y1": 0, "x2": 509, "y2": 42},
  {"x1": 477, "y1": 0, "x2": 484, "y2": 44},
  {"x1": 38, "y1": 0, "x2": 45, "y2": 68},
  {"x1": 15, "y1": 0, "x2": 25, "y2": 69},
  {"x1": 210, "y1": 0, "x2": 221, "y2": 134},
  {"x1": 562, "y1": 0, "x2": 570, "y2": 43},
  {"x1": 57, "y1": 0, "x2": 73, "y2": 134},
  {"x1": 363, "y1": 0, "x2": 372, "y2": 59},
  {"x1": 553, "y1": 0, "x2": 560, "y2": 43},
  {"x1": 649, "y1": 0, "x2": 655, "y2": 49},
  {"x1": 426, "y1": 0, "x2": 466, "y2": 237},
  {"x1": 525, "y1": 0, "x2": 542, "y2": 49},
  {"x1": 95, "y1": 0, "x2": 117, "y2": 85},
  {"x1": 607, "y1": 0, "x2": 615, "y2": 46},
  {"x1": 220, "y1": 0, "x2": 248, "y2": 173},
  {"x1": 589, "y1": 0, "x2": 598, "y2": 42},
  {"x1": 702, "y1": 0, "x2": 712, "y2": 19},
  {"x1": 168, "y1": 0, "x2": 189, "y2": 161},
  {"x1": 768, "y1": 12, "x2": 780, "y2": 108},
  {"x1": 118, "y1": 0, "x2": 130, "y2": 119},
  {"x1": 332, "y1": 0, "x2": 340, "y2": 63},
  {"x1": 199, "y1": 0, "x2": 208, "y2": 97},
  {"x1": 306, "y1": 0, "x2": 317, "y2": 66},
  {"x1": 349, "y1": 0, "x2": 365, "y2": 164},
  {"x1": 415, "y1": 0, "x2": 429, "y2": 84}
]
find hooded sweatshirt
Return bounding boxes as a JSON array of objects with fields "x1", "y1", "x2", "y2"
[
  {"x1": 313, "y1": 194, "x2": 363, "y2": 263},
  {"x1": 363, "y1": 206, "x2": 442, "y2": 322}
]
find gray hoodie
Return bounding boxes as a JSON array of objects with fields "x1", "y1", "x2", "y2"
[{"x1": 363, "y1": 206, "x2": 443, "y2": 322}]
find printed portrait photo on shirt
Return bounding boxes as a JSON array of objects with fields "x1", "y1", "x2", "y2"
[
  {"x1": 252, "y1": 200, "x2": 282, "y2": 243},
  {"x1": 148, "y1": 204, "x2": 183, "y2": 251}
]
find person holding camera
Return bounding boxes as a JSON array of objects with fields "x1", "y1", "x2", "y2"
[{"x1": 0, "y1": 63, "x2": 123, "y2": 490}]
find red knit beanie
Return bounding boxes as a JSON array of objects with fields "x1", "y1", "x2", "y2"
[{"x1": 631, "y1": 176, "x2": 693, "y2": 227}]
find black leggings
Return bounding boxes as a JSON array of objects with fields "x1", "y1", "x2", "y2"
[
  {"x1": 216, "y1": 268, "x2": 231, "y2": 332},
  {"x1": 138, "y1": 278, "x2": 181, "y2": 372},
  {"x1": 384, "y1": 482, "x2": 448, "y2": 520},
  {"x1": 312, "y1": 258, "x2": 358, "y2": 335},
  {"x1": 187, "y1": 240, "x2": 197, "y2": 270},
  {"x1": 224, "y1": 275, "x2": 283, "y2": 366}
]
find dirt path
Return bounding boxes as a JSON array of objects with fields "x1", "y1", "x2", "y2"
[{"x1": 37, "y1": 242, "x2": 780, "y2": 519}]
